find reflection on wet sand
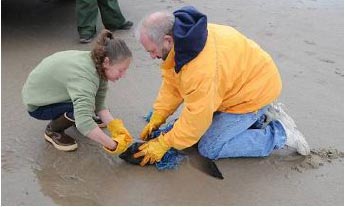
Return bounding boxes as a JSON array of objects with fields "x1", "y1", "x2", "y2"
[{"x1": 33, "y1": 128, "x2": 343, "y2": 205}]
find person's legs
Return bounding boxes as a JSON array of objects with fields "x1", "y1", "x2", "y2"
[
  {"x1": 28, "y1": 103, "x2": 77, "y2": 151},
  {"x1": 98, "y1": 0, "x2": 132, "y2": 30},
  {"x1": 76, "y1": 0, "x2": 98, "y2": 42},
  {"x1": 198, "y1": 107, "x2": 286, "y2": 160},
  {"x1": 29, "y1": 102, "x2": 74, "y2": 120},
  {"x1": 44, "y1": 112, "x2": 77, "y2": 151}
]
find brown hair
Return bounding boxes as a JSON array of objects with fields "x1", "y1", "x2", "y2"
[{"x1": 91, "y1": 30, "x2": 132, "y2": 79}]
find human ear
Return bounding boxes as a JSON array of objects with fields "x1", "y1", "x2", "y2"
[
  {"x1": 102, "y1": 57, "x2": 110, "y2": 69},
  {"x1": 163, "y1": 35, "x2": 173, "y2": 47}
]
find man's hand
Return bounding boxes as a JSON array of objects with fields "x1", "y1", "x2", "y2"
[
  {"x1": 133, "y1": 134, "x2": 170, "y2": 166},
  {"x1": 104, "y1": 119, "x2": 133, "y2": 154},
  {"x1": 140, "y1": 112, "x2": 166, "y2": 140}
]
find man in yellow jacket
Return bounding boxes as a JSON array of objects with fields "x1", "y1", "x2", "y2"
[{"x1": 134, "y1": 6, "x2": 310, "y2": 166}]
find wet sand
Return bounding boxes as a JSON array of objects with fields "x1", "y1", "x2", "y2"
[{"x1": 1, "y1": 0, "x2": 344, "y2": 205}]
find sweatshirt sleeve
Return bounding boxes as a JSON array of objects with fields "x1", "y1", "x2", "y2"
[
  {"x1": 162, "y1": 73, "x2": 216, "y2": 150},
  {"x1": 153, "y1": 69, "x2": 183, "y2": 119},
  {"x1": 94, "y1": 79, "x2": 108, "y2": 112},
  {"x1": 66, "y1": 76, "x2": 98, "y2": 136}
]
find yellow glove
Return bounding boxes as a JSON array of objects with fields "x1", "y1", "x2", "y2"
[
  {"x1": 103, "y1": 134, "x2": 132, "y2": 154},
  {"x1": 104, "y1": 119, "x2": 133, "y2": 154},
  {"x1": 140, "y1": 112, "x2": 166, "y2": 141},
  {"x1": 133, "y1": 134, "x2": 170, "y2": 166}
]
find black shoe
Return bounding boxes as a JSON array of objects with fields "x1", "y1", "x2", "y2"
[
  {"x1": 93, "y1": 116, "x2": 106, "y2": 128},
  {"x1": 79, "y1": 33, "x2": 95, "y2": 44},
  {"x1": 118, "y1": 21, "x2": 133, "y2": 30},
  {"x1": 107, "y1": 21, "x2": 133, "y2": 31}
]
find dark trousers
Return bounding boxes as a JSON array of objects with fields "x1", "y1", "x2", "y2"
[
  {"x1": 28, "y1": 103, "x2": 74, "y2": 121},
  {"x1": 76, "y1": 0, "x2": 126, "y2": 36}
]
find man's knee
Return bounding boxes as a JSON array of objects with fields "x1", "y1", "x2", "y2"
[{"x1": 197, "y1": 141, "x2": 218, "y2": 160}]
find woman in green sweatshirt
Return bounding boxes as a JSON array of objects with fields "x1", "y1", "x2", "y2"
[{"x1": 22, "y1": 30, "x2": 133, "y2": 155}]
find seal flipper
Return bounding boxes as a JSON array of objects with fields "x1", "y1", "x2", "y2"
[{"x1": 205, "y1": 159, "x2": 224, "y2": 180}]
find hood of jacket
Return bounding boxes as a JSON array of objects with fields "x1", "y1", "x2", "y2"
[{"x1": 173, "y1": 6, "x2": 208, "y2": 73}]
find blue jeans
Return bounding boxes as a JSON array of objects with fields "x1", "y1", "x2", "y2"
[
  {"x1": 28, "y1": 102, "x2": 74, "y2": 120},
  {"x1": 198, "y1": 107, "x2": 286, "y2": 160}
]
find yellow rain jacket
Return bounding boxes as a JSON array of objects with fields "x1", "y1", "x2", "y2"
[{"x1": 154, "y1": 24, "x2": 282, "y2": 150}]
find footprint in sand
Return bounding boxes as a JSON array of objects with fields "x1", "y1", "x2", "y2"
[
  {"x1": 304, "y1": 40, "x2": 316, "y2": 45},
  {"x1": 319, "y1": 58, "x2": 335, "y2": 64},
  {"x1": 334, "y1": 68, "x2": 344, "y2": 77}
]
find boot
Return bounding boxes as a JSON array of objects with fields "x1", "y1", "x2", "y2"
[
  {"x1": 44, "y1": 112, "x2": 78, "y2": 151},
  {"x1": 93, "y1": 115, "x2": 106, "y2": 128}
]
